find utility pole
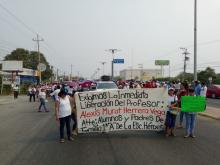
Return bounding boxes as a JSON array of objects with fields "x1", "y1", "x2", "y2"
[
  {"x1": 105, "y1": 49, "x2": 120, "y2": 80},
  {"x1": 180, "y1": 48, "x2": 190, "y2": 80},
  {"x1": 97, "y1": 68, "x2": 100, "y2": 80},
  {"x1": 128, "y1": 66, "x2": 133, "y2": 80},
  {"x1": 33, "y1": 34, "x2": 44, "y2": 84},
  {"x1": 100, "y1": 61, "x2": 106, "y2": 75},
  {"x1": 56, "y1": 68, "x2": 59, "y2": 81},
  {"x1": 194, "y1": 0, "x2": 197, "y2": 81},
  {"x1": 70, "y1": 64, "x2": 73, "y2": 81},
  {"x1": 50, "y1": 65, "x2": 53, "y2": 83}
]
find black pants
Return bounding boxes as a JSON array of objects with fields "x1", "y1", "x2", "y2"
[
  {"x1": 14, "y1": 91, "x2": 18, "y2": 99},
  {"x1": 71, "y1": 113, "x2": 77, "y2": 131},
  {"x1": 59, "y1": 115, "x2": 71, "y2": 139},
  {"x1": 29, "y1": 94, "x2": 35, "y2": 102}
]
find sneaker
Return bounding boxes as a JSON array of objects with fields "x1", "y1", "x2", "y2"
[
  {"x1": 171, "y1": 132, "x2": 176, "y2": 137},
  {"x1": 184, "y1": 134, "x2": 190, "y2": 138},
  {"x1": 45, "y1": 110, "x2": 50, "y2": 112},
  {"x1": 190, "y1": 134, "x2": 196, "y2": 138},
  {"x1": 60, "y1": 139, "x2": 65, "y2": 143},
  {"x1": 68, "y1": 137, "x2": 74, "y2": 141},
  {"x1": 38, "y1": 110, "x2": 41, "y2": 112},
  {"x1": 71, "y1": 130, "x2": 78, "y2": 136}
]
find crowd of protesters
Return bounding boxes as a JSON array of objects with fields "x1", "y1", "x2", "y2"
[
  {"x1": 116, "y1": 79, "x2": 207, "y2": 138},
  {"x1": 26, "y1": 79, "x2": 207, "y2": 142}
]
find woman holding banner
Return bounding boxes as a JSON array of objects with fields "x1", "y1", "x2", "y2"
[{"x1": 165, "y1": 87, "x2": 179, "y2": 137}]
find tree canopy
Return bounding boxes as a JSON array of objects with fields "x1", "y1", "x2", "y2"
[{"x1": 3, "y1": 48, "x2": 53, "y2": 81}]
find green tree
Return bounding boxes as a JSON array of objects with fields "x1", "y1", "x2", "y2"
[
  {"x1": 197, "y1": 67, "x2": 216, "y2": 83},
  {"x1": 213, "y1": 73, "x2": 220, "y2": 84},
  {"x1": 114, "y1": 76, "x2": 123, "y2": 81},
  {"x1": 176, "y1": 72, "x2": 194, "y2": 82},
  {"x1": 3, "y1": 48, "x2": 53, "y2": 81}
]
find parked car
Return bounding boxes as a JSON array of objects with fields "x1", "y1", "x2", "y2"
[
  {"x1": 96, "y1": 81, "x2": 118, "y2": 91},
  {"x1": 62, "y1": 81, "x2": 79, "y2": 91},
  {"x1": 78, "y1": 80, "x2": 95, "y2": 91},
  {"x1": 206, "y1": 84, "x2": 220, "y2": 98}
]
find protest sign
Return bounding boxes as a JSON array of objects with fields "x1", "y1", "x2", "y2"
[
  {"x1": 75, "y1": 88, "x2": 168, "y2": 133},
  {"x1": 181, "y1": 96, "x2": 206, "y2": 112}
]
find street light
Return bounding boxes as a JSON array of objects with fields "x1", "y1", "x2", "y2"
[
  {"x1": 97, "y1": 68, "x2": 100, "y2": 80},
  {"x1": 105, "y1": 49, "x2": 121, "y2": 80}
]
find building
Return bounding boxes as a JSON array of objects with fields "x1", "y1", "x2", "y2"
[
  {"x1": 0, "y1": 68, "x2": 39, "y2": 85},
  {"x1": 120, "y1": 69, "x2": 162, "y2": 81}
]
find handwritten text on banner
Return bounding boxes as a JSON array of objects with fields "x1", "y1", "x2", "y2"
[{"x1": 75, "y1": 88, "x2": 168, "y2": 133}]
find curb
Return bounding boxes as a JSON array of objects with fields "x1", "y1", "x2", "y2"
[{"x1": 198, "y1": 112, "x2": 220, "y2": 121}]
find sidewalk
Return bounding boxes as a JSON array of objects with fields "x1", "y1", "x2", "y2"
[{"x1": 199, "y1": 106, "x2": 220, "y2": 120}]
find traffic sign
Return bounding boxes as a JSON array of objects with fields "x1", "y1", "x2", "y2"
[
  {"x1": 113, "y1": 59, "x2": 124, "y2": 64},
  {"x1": 37, "y1": 63, "x2": 46, "y2": 72}
]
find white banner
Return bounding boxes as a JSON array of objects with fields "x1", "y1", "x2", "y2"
[{"x1": 75, "y1": 88, "x2": 168, "y2": 133}]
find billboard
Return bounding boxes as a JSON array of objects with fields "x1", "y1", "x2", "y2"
[
  {"x1": 2, "y1": 61, "x2": 23, "y2": 71},
  {"x1": 155, "y1": 60, "x2": 170, "y2": 66},
  {"x1": 2, "y1": 75, "x2": 13, "y2": 85}
]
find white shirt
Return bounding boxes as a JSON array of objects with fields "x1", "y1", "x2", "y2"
[
  {"x1": 58, "y1": 96, "x2": 72, "y2": 118},
  {"x1": 13, "y1": 86, "x2": 19, "y2": 91},
  {"x1": 200, "y1": 86, "x2": 207, "y2": 97},
  {"x1": 167, "y1": 95, "x2": 178, "y2": 111},
  {"x1": 39, "y1": 91, "x2": 46, "y2": 99},
  {"x1": 174, "y1": 83, "x2": 181, "y2": 90},
  {"x1": 67, "y1": 86, "x2": 73, "y2": 94},
  {"x1": 50, "y1": 89, "x2": 60, "y2": 100}
]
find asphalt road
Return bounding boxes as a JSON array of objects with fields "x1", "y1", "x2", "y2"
[
  {"x1": 207, "y1": 98, "x2": 220, "y2": 108},
  {"x1": 0, "y1": 96, "x2": 220, "y2": 165}
]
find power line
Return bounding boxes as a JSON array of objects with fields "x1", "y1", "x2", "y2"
[
  {"x1": 0, "y1": 2, "x2": 37, "y2": 35},
  {"x1": 0, "y1": 2, "x2": 66, "y2": 78}
]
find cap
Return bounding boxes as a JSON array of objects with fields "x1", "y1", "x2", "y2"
[{"x1": 168, "y1": 87, "x2": 175, "y2": 91}]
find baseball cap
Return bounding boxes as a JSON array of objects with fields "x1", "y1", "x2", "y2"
[{"x1": 168, "y1": 87, "x2": 175, "y2": 91}]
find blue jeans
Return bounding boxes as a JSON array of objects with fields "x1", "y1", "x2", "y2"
[
  {"x1": 185, "y1": 113, "x2": 196, "y2": 135},
  {"x1": 165, "y1": 111, "x2": 176, "y2": 129},
  {"x1": 179, "y1": 112, "x2": 185, "y2": 125},
  {"x1": 39, "y1": 98, "x2": 47, "y2": 111}
]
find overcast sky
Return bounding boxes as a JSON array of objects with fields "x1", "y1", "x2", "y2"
[{"x1": 0, "y1": 0, "x2": 220, "y2": 78}]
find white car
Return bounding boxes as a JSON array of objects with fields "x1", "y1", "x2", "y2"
[{"x1": 95, "y1": 81, "x2": 118, "y2": 91}]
